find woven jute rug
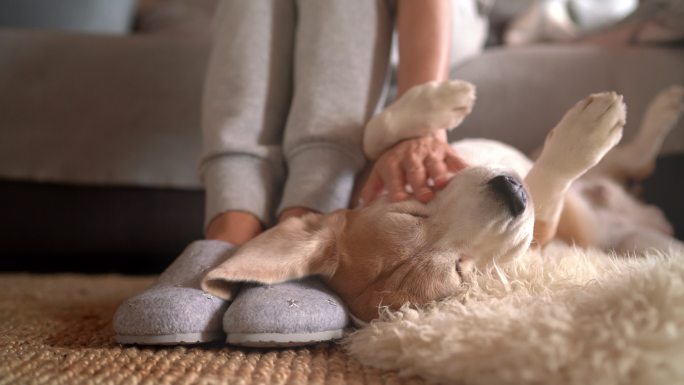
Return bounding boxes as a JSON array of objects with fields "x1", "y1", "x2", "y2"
[{"x1": 0, "y1": 273, "x2": 421, "y2": 385}]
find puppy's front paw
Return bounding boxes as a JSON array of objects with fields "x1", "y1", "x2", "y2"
[
  {"x1": 364, "y1": 80, "x2": 476, "y2": 159},
  {"x1": 541, "y1": 92, "x2": 625, "y2": 178},
  {"x1": 392, "y1": 80, "x2": 476, "y2": 136}
]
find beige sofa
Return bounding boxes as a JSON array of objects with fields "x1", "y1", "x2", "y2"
[
  {"x1": 0, "y1": 1, "x2": 216, "y2": 272},
  {"x1": 0, "y1": 29, "x2": 209, "y2": 189}
]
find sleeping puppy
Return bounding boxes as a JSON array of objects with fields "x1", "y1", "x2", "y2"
[{"x1": 201, "y1": 81, "x2": 684, "y2": 323}]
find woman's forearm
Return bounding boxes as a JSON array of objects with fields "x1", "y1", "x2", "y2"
[
  {"x1": 396, "y1": 0, "x2": 452, "y2": 98},
  {"x1": 360, "y1": 0, "x2": 460, "y2": 205}
]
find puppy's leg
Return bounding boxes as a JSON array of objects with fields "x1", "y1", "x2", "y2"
[
  {"x1": 554, "y1": 187, "x2": 597, "y2": 248},
  {"x1": 363, "y1": 80, "x2": 476, "y2": 159},
  {"x1": 587, "y1": 85, "x2": 684, "y2": 182},
  {"x1": 525, "y1": 92, "x2": 626, "y2": 246}
]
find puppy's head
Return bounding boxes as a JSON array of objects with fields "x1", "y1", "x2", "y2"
[{"x1": 202, "y1": 166, "x2": 534, "y2": 322}]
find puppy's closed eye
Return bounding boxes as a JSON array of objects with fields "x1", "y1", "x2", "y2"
[
  {"x1": 455, "y1": 259, "x2": 464, "y2": 280},
  {"x1": 391, "y1": 201, "x2": 430, "y2": 219},
  {"x1": 392, "y1": 211, "x2": 429, "y2": 219}
]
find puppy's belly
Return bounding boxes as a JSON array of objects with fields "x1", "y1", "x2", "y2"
[{"x1": 451, "y1": 138, "x2": 533, "y2": 178}]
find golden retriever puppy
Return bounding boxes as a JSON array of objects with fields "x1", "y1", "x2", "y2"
[{"x1": 202, "y1": 81, "x2": 683, "y2": 323}]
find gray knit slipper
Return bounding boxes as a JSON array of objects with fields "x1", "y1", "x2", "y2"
[
  {"x1": 113, "y1": 240, "x2": 234, "y2": 345},
  {"x1": 223, "y1": 277, "x2": 349, "y2": 348}
]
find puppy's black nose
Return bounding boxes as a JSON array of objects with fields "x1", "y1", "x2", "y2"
[{"x1": 488, "y1": 175, "x2": 527, "y2": 217}]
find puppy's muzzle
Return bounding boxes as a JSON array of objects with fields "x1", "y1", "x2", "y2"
[{"x1": 488, "y1": 175, "x2": 527, "y2": 217}]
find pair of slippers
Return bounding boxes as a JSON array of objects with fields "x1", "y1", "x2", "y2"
[{"x1": 113, "y1": 240, "x2": 349, "y2": 347}]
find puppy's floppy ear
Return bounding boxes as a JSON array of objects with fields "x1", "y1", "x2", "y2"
[{"x1": 201, "y1": 211, "x2": 346, "y2": 300}]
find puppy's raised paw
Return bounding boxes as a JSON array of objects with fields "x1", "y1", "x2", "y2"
[
  {"x1": 364, "y1": 80, "x2": 476, "y2": 159},
  {"x1": 430, "y1": 80, "x2": 477, "y2": 114},
  {"x1": 576, "y1": 92, "x2": 626, "y2": 145},
  {"x1": 399, "y1": 80, "x2": 476, "y2": 133},
  {"x1": 539, "y1": 92, "x2": 626, "y2": 179}
]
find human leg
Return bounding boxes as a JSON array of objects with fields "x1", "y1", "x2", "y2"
[
  {"x1": 222, "y1": 0, "x2": 395, "y2": 347},
  {"x1": 201, "y1": 0, "x2": 296, "y2": 230},
  {"x1": 277, "y1": 0, "x2": 394, "y2": 216},
  {"x1": 114, "y1": 0, "x2": 296, "y2": 345},
  {"x1": 205, "y1": 211, "x2": 262, "y2": 246}
]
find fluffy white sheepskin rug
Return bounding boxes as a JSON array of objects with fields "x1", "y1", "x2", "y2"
[{"x1": 344, "y1": 242, "x2": 684, "y2": 385}]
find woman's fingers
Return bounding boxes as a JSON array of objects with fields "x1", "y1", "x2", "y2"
[
  {"x1": 403, "y1": 155, "x2": 433, "y2": 202},
  {"x1": 359, "y1": 169, "x2": 383, "y2": 206},
  {"x1": 445, "y1": 148, "x2": 468, "y2": 172},
  {"x1": 379, "y1": 158, "x2": 409, "y2": 202},
  {"x1": 425, "y1": 153, "x2": 449, "y2": 189},
  {"x1": 359, "y1": 135, "x2": 468, "y2": 205}
]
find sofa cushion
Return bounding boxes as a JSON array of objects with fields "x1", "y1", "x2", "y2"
[
  {"x1": 0, "y1": 29, "x2": 209, "y2": 189},
  {"x1": 451, "y1": 45, "x2": 684, "y2": 155},
  {"x1": 136, "y1": 0, "x2": 216, "y2": 38}
]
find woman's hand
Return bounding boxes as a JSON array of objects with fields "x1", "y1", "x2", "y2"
[
  {"x1": 359, "y1": 131, "x2": 467, "y2": 205},
  {"x1": 359, "y1": 0, "x2": 459, "y2": 206}
]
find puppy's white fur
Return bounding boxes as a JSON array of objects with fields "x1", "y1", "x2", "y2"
[{"x1": 346, "y1": 244, "x2": 684, "y2": 384}]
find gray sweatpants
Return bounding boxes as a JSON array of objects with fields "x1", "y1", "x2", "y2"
[{"x1": 200, "y1": 0, "x2": 394, "y2": 227}]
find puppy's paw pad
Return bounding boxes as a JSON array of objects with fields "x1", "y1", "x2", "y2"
[
  {"x1": 561, "y1": 92, "x2": 625, "y2": 146},
  {"x1": 424, "y1": 80, "x2": 476, "y2": 129},
  {"x1": 391, "y1": 80, "x2": 476, "y2": 134},
  {"x1": 404, "y1": 80, "x2": 475, "y2": 115},
  {"x1": 540, "y1": 92, "x2": 626, "y2": 178},
  {"x1": 431, "y1": 80, "x2": 476, "y2": 112},
  {"x1": 583, "y1": 92, "x2": 625, "y2": 124}
]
